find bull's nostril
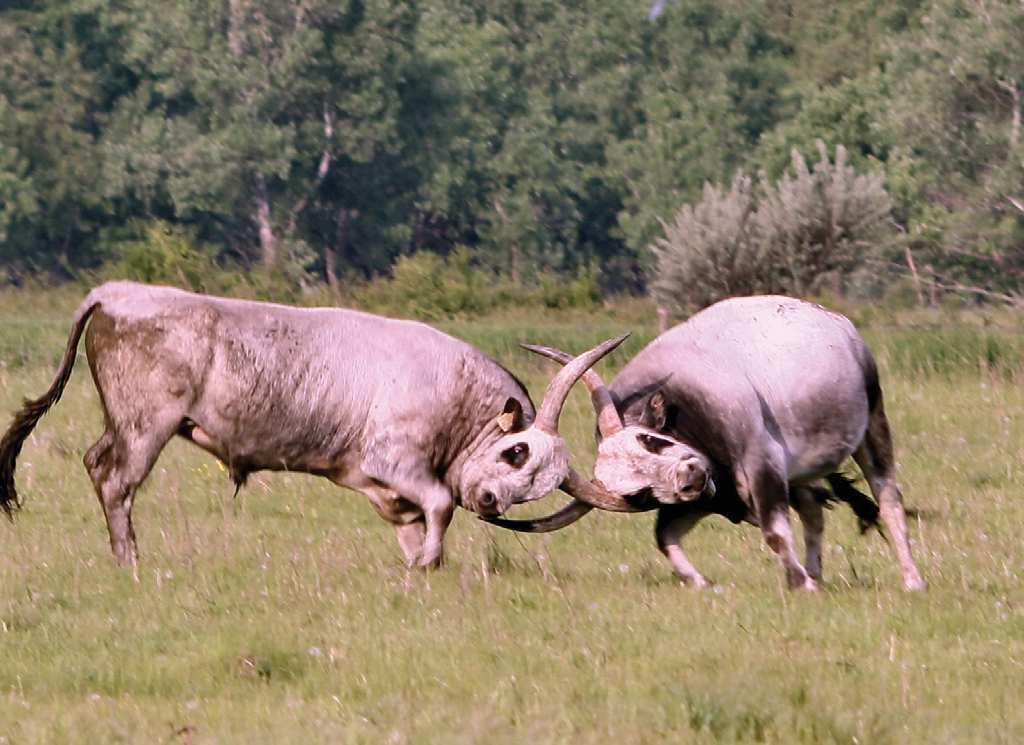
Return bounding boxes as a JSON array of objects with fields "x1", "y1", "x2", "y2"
[
  {"x1": 678, "y1": 459, "x2": 706, "y2": 493},
  {"x1": 480, "y1": 491, "x2": 496, "y2": 508},
  {"x1": 679, "y1": 461, "x2": 698, "y2": 481}
]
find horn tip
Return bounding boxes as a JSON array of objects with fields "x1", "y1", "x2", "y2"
[{"x1": 592, "y1": 331, "x2": 630, "y2": 357}]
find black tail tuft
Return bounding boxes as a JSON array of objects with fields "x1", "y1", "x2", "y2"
[
  {"x1": 819, "y1": 473, "x2": 881, "y2": 535},
  {"x1": 0, "y1": 299, "x2": 98, "y2": 519},
  {"x1": 0, "y1": 396, "x2": 54, "y2": 518}
]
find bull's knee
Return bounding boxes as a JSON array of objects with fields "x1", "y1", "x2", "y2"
[
  {"x1": 418, "y1": 491, "x2": 454, "y2": 569},
  {"x1": 655, "y1": 507, "x2": 710, "y2": 587},
  {"x1": 394, "y1": 521, "x2": 426, "y2": 567},
  {"x1": 84, "y1": 432, "x2": 115, "y2": 480}
]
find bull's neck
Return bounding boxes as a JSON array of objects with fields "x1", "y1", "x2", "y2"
[{"x1": 442, "y1": 418, "x2": 505, "y2": 498}]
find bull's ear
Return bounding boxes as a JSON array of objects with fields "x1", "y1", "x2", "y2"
[
  {"x1": 496, "y1": 397, "x2": 526, "y2": 433},
  {"x1": 640, "y1": 391, "x2": 676, "y2": 432}
]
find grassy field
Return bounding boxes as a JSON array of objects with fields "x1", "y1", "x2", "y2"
[{"x1": 0, "y1": 288, "x2": 1022, "y2": 744}]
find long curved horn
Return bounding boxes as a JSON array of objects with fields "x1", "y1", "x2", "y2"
[
  {"x1": 521, "y1": 343, "x2": 624, "y2": 437},
  {"x1": 532, "y1": 334, "x2": 629, "y2": 435},
  {"x1": 483, "y1": 467, "x2": 657, "y2": 534},
  {"x1": 559, "y1": 467, "x2": 657, "y2": 513},
  {"x1": 482, "y1": 500, "x2": 594, "y2": 533}
]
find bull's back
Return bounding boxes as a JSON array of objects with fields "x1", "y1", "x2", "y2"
[{"x1": 616, "y1": 296, "x2": 873, "y2": 478}]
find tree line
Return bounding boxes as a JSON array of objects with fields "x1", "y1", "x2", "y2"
[{"x1": 1, "y1": 0, "x2": 1021, "y2": 305}]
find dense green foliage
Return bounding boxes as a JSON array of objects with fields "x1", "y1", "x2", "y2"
[{"x1": 1, "y1": 0, "x2": 1022, "y2": 303}]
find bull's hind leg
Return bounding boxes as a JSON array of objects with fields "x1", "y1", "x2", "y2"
[
  {"x1": 655, "y1": 506, "x2": 710, "y2": 588},
  {"x1": 790, "y1": 486, "x2": 825, "y2": 582},
  {"x1": 853, "y1": 397, "x2": 925, "y2": 591},
  {"x1": 743, "y1": 459, "x2": 817, "y2": 591},
  {"x1": 84, "y1": 421, "x2": 177, "y2": 569},
  {"x1": 83, "y1": 310, "x2": 192, "y2": 570}
]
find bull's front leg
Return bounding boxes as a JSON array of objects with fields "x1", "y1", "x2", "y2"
[
  {"x1": 358, "y1": 450, "x2": 455, "y2": 569},
  {"x1": 368, "y1": 474, "x2": 453, "y2": 569},
  {"x1": 655, "y1": 505, "x2": 711, "y2": 588},
  {"x1": 350, "y1": 480, "x2": 428, "y2": 567},
  {"x1": 416, "y1": 484, "x2": 454, "y2": 568},
  {"x1": 335, "y1": 467, "x2": 442, "y2": 568},
  {"x1": 356, "y1": 481, "x2": 452, "y2": 568}
]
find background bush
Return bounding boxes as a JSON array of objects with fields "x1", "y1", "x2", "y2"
[
  {"x1": 653, "y1": 142, "x2": 896, "y2": 314},
  {"x1": 98, "y1": 222, "x2": 226, "y2": 293}
]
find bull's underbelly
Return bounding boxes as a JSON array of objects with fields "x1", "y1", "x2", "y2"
[
  {"x1": 179, "y1": 419, "x2": 355, "y2": 480},
  {"x1": 781, "y1": 420, "x2": 867, "y2": 483}
]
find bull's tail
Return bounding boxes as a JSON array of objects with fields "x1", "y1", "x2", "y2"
[
  {"x1": 0, "y1": 293, "x2": 101, "y2": 518},
  {"x1": 819, "y1": 473, "x2": 881, "y2": 535}
]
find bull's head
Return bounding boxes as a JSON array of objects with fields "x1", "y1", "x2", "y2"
[
  {"x1": 524, "y1": 344, "x2": 715, "y2": 505},
  {"x1": 589, "y1": 388, "x2": 714, "y2": 505},
  {"x1": 459, "y1": 335, "x2": 628, "y2": 517},
  {"x1": 481, "y1": 343, "x2": 716, "y2": 533}
]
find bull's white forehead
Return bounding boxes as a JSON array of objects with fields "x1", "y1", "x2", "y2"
[
  {"x1": 595, "y1": 427, "x2": 696, "y2": 495},
  {"x1": 460, "y1": 428, "x2": 569, "y2": 503}
]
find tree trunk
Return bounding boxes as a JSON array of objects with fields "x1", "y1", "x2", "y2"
[
  {"x1": 925, "y1": 264, "x2": 938, "y2": 307},
  {"x1": 509, "y1": 243, "x2": 521, "y2": 284},
  {"x1": 227, "y1": 0, "x2": 245, "y2": 57},
  {"x1": 904, "y1": 245, "x2": 925, "y2": 307},
  {"x1": 493, "y1": 196, "x2": 520, "y2": 284},
  {"x1": 1010, "y1": 81, "x2": 1021, "y2": 156},
  {"x1": 324, "y1": 244, "x2": 339, "y2": 291},
  {"x1": 327, "y1": 208, "x2": 353, "y2": 291},
  {"x1": 832, "y1": 271, "x2": 844, "y2": 299},
  {"x1": 254, "y1": 173, "x2": 278, "y2": 266}
]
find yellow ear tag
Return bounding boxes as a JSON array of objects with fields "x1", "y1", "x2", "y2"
[{"x1": 496, "y1": 412, "x2": 515, "y2": 432}]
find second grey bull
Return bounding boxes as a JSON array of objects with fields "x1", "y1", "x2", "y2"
[
  {"x1": 0, "y1": 281, "x2": 625, "y2": 570},
  {"x1": 490, "y1": 296, "x2": 925, "y2": 591}
]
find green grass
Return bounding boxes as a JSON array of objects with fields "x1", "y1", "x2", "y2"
[{"x1": 1, "y1": 290, "x2": 1022, "y2": 743}]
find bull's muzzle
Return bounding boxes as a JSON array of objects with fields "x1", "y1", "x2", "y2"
[
  {"x1": 675, "y1": 457, "x2": 714, "y2": 501},
  {"x1": 476, "y1": 490, "x2": 501, "y2": 517}
]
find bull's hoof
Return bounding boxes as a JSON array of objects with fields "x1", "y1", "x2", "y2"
[
  {"x1": 416, "y1": 554, "x2": 444, "y2": 571},
  {"x1": 903, "y1": 575, "x2": 926, "y2": 592},
  {"x1": 786, "y1": 571, "x2": 819, "y2": 592},
  {"x1": 682, "y1": 575, "x2": 712, "y2": 589}
]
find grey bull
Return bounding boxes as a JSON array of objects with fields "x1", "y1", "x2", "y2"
[
  {"x1": 489, "y1": 295, "x2": 925, "y2": 592},
  {"x1": 0, "y1": 281, "x2": 626, "y2": 570}
]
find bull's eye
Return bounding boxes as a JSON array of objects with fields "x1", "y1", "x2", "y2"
[
  {"x1": 500, "y1": 442, "x2": 530, "y2": 468},
  {"x1": 637, "y1": 433, "x2": 674, "y2": 454}
]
